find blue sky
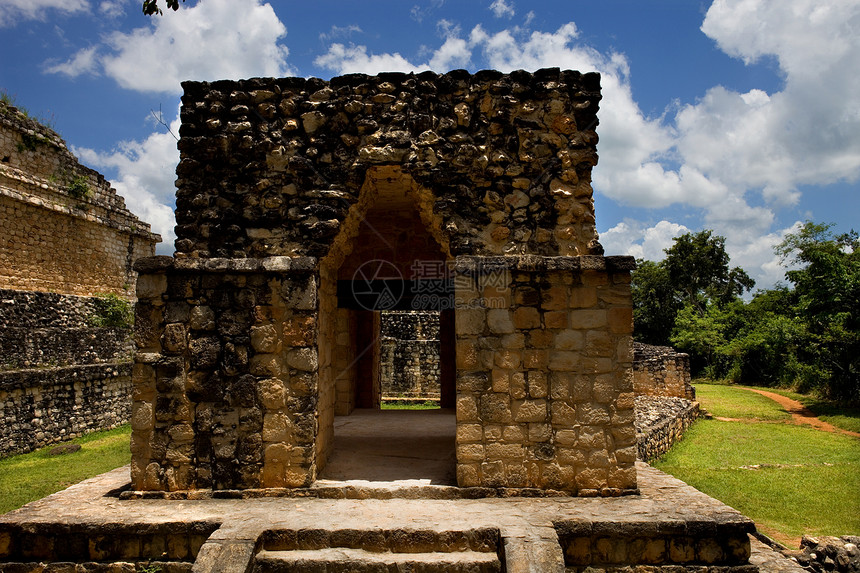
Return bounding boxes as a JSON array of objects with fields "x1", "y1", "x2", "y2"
[{"x1": 2, "y1": 0, "x2": 858, "y2": 290}]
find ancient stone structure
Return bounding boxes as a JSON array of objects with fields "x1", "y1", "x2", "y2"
[
  {"x1": 0, "y1": 101, "x2": 159, "y2": 296},
  {"x1": 0, "y1": 100, "x2": 160, "y2": 455},
  {"x1": 132, "y1": 68, "x2": 638, "y2": 493},
  {"x1": 380, "y1": 311, "x2": 441, "y2": 400},
  {"x1": 633, "y1": 342, "x2": 694, "y2": 400}
]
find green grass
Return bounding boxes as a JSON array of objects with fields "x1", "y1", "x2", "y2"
[
  {"x1": 694, "y1": 383, "x2": 791, "y2": 421},
  {"x1": 380, "y1": 400, "x2": 441, "y2": 410},
  {"x1": 752, "y1": 387, "x2": 860, "y2": 434},
  {"x1": 0, "y1": 425, "x2": 131, "y2": 515},
  {"x1": 655, "y1": 384, "x2": 860, "y2": 547}
]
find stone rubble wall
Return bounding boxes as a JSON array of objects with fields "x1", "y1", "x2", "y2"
[
  {"x1": 0, "y1": 289, "x2": 135, "y2": 456},
  {"x1": 0, "y1": 100, "x2": 160, "y2": 297},
  {"x1": 131, "y1": 256, "x2": 321, "y2": 491},
  {"x1": 783, "y1": 535, "x2": 860, "y2": 573},
  {"x1": 173, "y1": 69, "x2": 602, "y2": 260},
  {"x1": 0, "y1": 364, "x2": 132, "y2": 456},
  {"x1": 380, "y1": 311, "x2": 441, "y2": 399},
  {"x1": 633, "y1": 342, "x2": 695, "y2": 400},
  {"x1": 634, "y1": 395, "x2": 700, "y2": 462}
]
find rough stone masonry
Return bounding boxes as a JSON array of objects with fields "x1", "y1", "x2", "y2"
[{"x1": 132, "y1": 68, "x2": 638, "y2": 494}]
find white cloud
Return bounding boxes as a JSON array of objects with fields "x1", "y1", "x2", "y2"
[
  {"x1": 73, "y1": 111, "x2": 181, "y2": 254},
  {"x1": 43, "y1": 46, "x2": 100, "y2": 77},
  {"x1": 319, "y1": 24, "x2": 362, "y2": 42},
  {"x1": 0, "y1": 0, "x2": 88, "y2": 26},
  {"x1": 315, "y1": 44, "x2": 430, "y2": 75},
  {"x1": 98, "y1": 0, "x2": 127, "y2": 18},
  {"x1": 601, "y1": 220, "x2": 691, "y2": 262},
  {"x1": 489, "y1": 0, "x2": 515, "y2": 19},
  {"x1": 46, "y1": 0, "x2": 292, "y2": 94}
]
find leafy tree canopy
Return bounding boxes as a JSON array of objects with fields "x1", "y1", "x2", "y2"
[{"x1": 142, "y1": 0, "x2": 185, "y2": 16}]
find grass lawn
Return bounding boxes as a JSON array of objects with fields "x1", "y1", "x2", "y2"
[
  {"x1": 694, "y1": 384, "x2": 791, "y2": 421},
  {"x1": 655, "y1": 383, "x2": 860, "y2": 548},
  {"x1": 380, "y1": 400, "x2": 441, "y2": 410},
  {"x1": 0, "y1": 425, "x2": 131, "y2": 515}
]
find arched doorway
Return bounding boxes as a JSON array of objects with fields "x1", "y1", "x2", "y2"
[{"x1": 315, "y1": 166, "x2": 457, "y2": 484}]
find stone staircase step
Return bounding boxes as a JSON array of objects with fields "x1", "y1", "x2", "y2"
[{"x1": 255, "y1": 548, "x2": 502, "y2": 573}]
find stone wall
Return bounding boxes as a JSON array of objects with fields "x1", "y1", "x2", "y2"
[
  {"x1": 634, "y1": 395, "x2": 700, "y2": 461},
  {"x1": 0, "y1": 100, "x2": 160, "y2": 296},
  {"x1": 453, "y1": 256, "x2": 637, "y2": 492},
  {"x1": 380, "y1": 311, "x2": 441, "y2": 399},
  {"x1": 0, "y1": 101, "x2": 160, "y2": 457},
  {"x1": 0, "y1": 289, "x2": 134, "y2": 456},
  {"x1": 633, "y1": 342, "x2": 694, "y2": 400}
]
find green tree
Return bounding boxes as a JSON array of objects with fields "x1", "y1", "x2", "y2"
[
  {"x1": 775, "y1": 222, "x2": 859, "y2": 401},
  {"x1": 631, "y1": 260, "x2": 679, "y2": 346},
  {"x1": 631, "y1": 230, "x2": 754, "y2": 347},
  {"x1": 663, "y1": 230, "x2": 755, "y2": 313}
]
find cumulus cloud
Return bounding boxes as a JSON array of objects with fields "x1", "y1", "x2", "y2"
[
  {"x1": 73, "y1": 111, "x2": 181, "y2": 254},
  {"x1": 601, "y1": 220, "x2": 691, "y2": 262},
  {"x1": 0, "y1": 0, "x2": 88, "y2": 26},
  {"x1": 43, "y1": 46, "x2": 100, "y2": 77},
  {"x1": 46, "y1": 0, "x2": 292, "y2": 93},
  {"x1": 489, "y1": 0, "x2": 515, "y2": 19}
]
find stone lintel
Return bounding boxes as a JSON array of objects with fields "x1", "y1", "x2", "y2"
[
  {"x1": 134, "y1": 256, "x2": 319, "y2": 274},
  {"x1": 453, "y1": 255, "x2": 636, "y2": 274}
]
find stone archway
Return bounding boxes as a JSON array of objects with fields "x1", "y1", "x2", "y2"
[{"x1": 131, "y1": 68, "x2": 638, "y2": 494}]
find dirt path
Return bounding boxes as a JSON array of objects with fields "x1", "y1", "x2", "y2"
[{"x1": 742, "y1": 388, "x2": 860, "y2": 438}]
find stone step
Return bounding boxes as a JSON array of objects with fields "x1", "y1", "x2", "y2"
[{"x1": 254, "y1": 548, "x2": 502, "y2": 572}]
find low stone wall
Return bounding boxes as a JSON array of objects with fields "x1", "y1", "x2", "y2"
[
  {"x1": 783, "y1": 536, "x2": 860, "y2": 573},
  {"x1": 635, "y1": 395, "x2": 700, "y2": 461},
  {"x1": 0, "y1": 363, "x2": 132, "y2": 456},
  {"x1": 0, "y1": 289, "x2": 134, "y2": 457},
  {"x1": 380, "y1": 311, "x2": 441, "y2": 399},
  {"x1": 633, "y1": 342, "x2": 695, "y2": 399}
]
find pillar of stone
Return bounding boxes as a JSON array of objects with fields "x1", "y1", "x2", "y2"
[{"x1": 453, "y1": 256, "x2": 636, "y2": 493}]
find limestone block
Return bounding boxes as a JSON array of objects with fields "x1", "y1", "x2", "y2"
[
  {"x1": 250, "y1": 324, "x2": 278, "y2": 353},
  {"x1": 569, "y1": 309, "x2": 607, "y2": 329},
  {"x1": 190, "y1": 305, "x2": 216, "y2": 330},
  {"x1": 555, "y1": 330, "x2": 584, "y2": 350},
  {"x1": 258, "y1": 377, "x2": 287, "y2": 410},
  {"x1": 480, "y1": 392, "x2": 512, "y2": 423},
  {"x1": 548, "y1": 350, "x2": 579, "y2": 371},
  {"x1": 608, "y1": 307, "x2": 634, "y2": 334},
  {"x1": 513, "y1": 399, "x2": 547, "y2": 423},
  {"x1": 286, "y1": 348, "x2": 318, "y2": 372},
  {"x1": 456, "y1": 308, "x2": 486, "y2": 335},
  {"x1": 569, "y1": 287, "x2": 598, "y2": 308},
  {"x1": 512, "y1": 307, "x2": 541, "y2": 329},
  {"x1": 487, "y1": 308, "x2": 515, "y2": 334},
  {"x1": 137, "y1": 273, "x2": 168, "y2": 299}
]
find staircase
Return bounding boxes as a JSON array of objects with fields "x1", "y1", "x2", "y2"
[{"x1": 252, "y1": 527, "x2": 503, "y2": 572}]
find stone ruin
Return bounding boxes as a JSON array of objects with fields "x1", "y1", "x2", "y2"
[
  {"x1": 131, "y1": 68, "x2": 638, "y2": 494},
  {"x1": 0, "y1": 98, "x2": 160, "y2": 457}
]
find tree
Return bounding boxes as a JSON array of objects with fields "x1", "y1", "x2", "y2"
[
  {"x1": 142, "y1": 0, "x2": 185, "y2": 15},
  {"x1": 663, "y1": 230, "x2": 755, "y2": 313},
  {"x1": 631, "y1": 230, "x2": 754, "y2": 347},
  {"x1": 775, "y1": 222, "x2": 859, "y2": 401},
  {"x1": 631, "y1": 260, "x2": 679, "y2": 346}
]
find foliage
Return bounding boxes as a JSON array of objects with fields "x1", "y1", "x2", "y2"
[
  {"x1": 0, "y1": 425, "x2": 131, "y2": 515},
  {"x1": 631, "y1": 230, "x2": 753, "y2": 346},
  {"x1": 631, "y1": 260, "x2": 680, "y2": 346},
  {"x1": 654, "y1": 383, "x2": 860, "y2": 547},
  {"x1": 632, "y1": 223, "x2": 858, "y2": 403},
  {"x1": 142, "y1": 0, "x2": 185, "y2": 15},
  {"x1": 67, "y1": 175, "x2": 92, "y2": 200},
  {"x1": 90, "y1": 293, "x2": 134, "y2": 329}
]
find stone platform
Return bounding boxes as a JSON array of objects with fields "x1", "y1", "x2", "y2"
[{"x1": 0, "y1": 462, "x2": 792, "y2": 573}]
